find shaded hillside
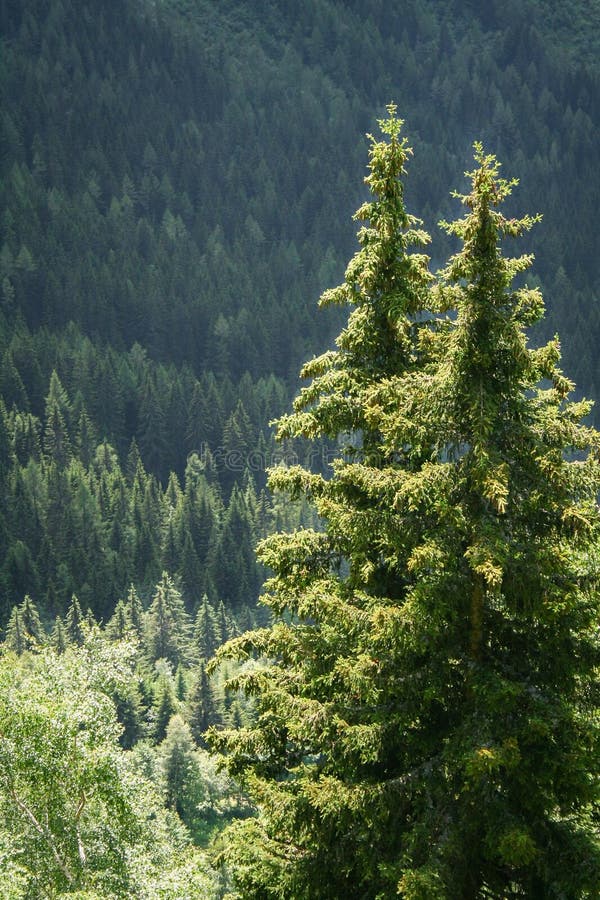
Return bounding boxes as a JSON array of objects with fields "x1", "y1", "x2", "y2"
[{"x1": 0, "y1": 0, "x2": 598, "y2": 624}]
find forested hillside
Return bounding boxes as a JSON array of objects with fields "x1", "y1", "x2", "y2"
[
  {"x1": 1, "y1": 1, "x2": 599, "y2": 895},
  {"x1": 0, "y1": 0, "x2": 598, "y2": 628}
]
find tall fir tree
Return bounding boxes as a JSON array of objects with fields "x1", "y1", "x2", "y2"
[
  {"x1": 50, "y1": 615, "x2": 67, "y2": 654},
  {"x1": 153, "y1": 674, "x2": 178, "y2": 743},
  {"x1": 124, "y1": 583, "x2": 145, "y2": 639},
  {"x1": 159, "y1": 713, "x2": 197, "y2": 821},
  {"x1": 208, "y1": 108, "x2": 438, "y2": 898},
  {"x1": 106, "y1": 599, "x2": 130, "y2": 642},
  {"x1": 369, "y1": 146, "x2": 600, "y2": 898},
  {"x1": 193, "y1": 595, "x2": 220, "y2": 660}
]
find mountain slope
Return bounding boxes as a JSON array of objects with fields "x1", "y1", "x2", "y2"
[{"x1": 0, "y1": 0, "x2": 598, "y2": 624}]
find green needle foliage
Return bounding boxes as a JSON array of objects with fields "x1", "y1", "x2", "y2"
[
  {"x1": 372, "y1": 145, "x2": 600, "y2": 897},
  {"x1": 210, "y1": 126, "x2": 600, "y2": 898},
  {"x1": 275, "y1": 103, "x2": 433, "y2": 450},
  {"x1": 210, "y1": 107, "x2": 437, "y2": 898}
]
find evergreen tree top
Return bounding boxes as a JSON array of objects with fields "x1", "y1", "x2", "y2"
[{"x1": 276, "y1": 109, "x2": 433, "y2": 450}]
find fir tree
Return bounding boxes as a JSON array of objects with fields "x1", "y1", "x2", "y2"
[
  {"x1": 175, "y1": 664, "x2": 187, "y2": 701},
  {"x1": 43, "y1": 372, "x2": 72, "y2": 467},
  {"x1": 18, "y1": 594, "x2": 45, "y2": 649},
  {"x1": 373, "y1": 145, "x2": 600, "y2": 898},
  {"x1": 145, "y1": 572, "x2": 191, "y2": 667},
  {"x1": 2, "y1": 539, "x2": 40, "y2": 607},
  {"x1": 75, "y1": 407, "x2": 97, "y2": 469},
  {"x1": 179, "y1": 529, "x2": 204, "y2": 606},
  {"x1": 106, "y1": 599, "x2": 129, "y2": 642},
  {"x1": 0, "y1": 399, "x2": 15, "y2": 482},
  {"x1": 208, "y1": 108, "x2": 437, "y2": 897},
  {"x1": 153, "y1": 676, "x2": 178, "y2": 743},
  {"x1": 64, "y1": 594, "x2": 86, "y2": 646},
  {"x1": 193, "y1": 594, "x2": 220, "y2": 660},
  {"x1": 215, "y1": 599, "x2": 231, "y2": 645},
  {"x1": 187, "y1": 661, "x2": 219, "y2": 745},
  {"x1": 4, "y1": 606, "x2": 25, "y2": 655},
  {"x1": 50, "y1": 615, "x2": 67, "y2": 654},
  {"x1": 212, "y1": 485, "x2": 259, "y2": 607},
  {"x1": 159, "y1": 713, "x2": 196, "y2": 819},
  {"x1": 161, "y1": 515, "x2": 181, "y2": 576},
  {"x1": 124, "y1": 583, "x2": 145, "y2": 638}
]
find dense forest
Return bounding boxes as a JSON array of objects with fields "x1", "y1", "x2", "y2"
[
  {"x1": 0, "y1": 0, "x2": 599, "y2": 624},
  {"x1": 0, "y1": 0, "x2": 599, "y2": 896}
]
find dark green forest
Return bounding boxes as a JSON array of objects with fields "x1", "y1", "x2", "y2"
[
  {"x1": 0, "y1": 0, "x2": 599, "y2": 896},
  {"x1": 1, "y1": 0, "x2": 599, "y2": 625}
]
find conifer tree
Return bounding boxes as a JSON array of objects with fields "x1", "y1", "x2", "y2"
[
  {"x1": 212, "y1": 485, "x2": 259, "y2": 607},
  {"x1": 193, "y1": 594, "x2": 220, "y2": 660},
  {"x1": 114, "y1": 685, "x2": 145, "y2": 751},
  {"x1": 161, "y1": 515, "x2": 181, "y2": 575},
  {"x1": 180, "y1": 530, "x2": 204, "y2": 605},
  {"x1": 43, "y1": 371, "x2": 72, "y2": 468},
  {"x1": 75, "y1": 407, "x2": 97, "y2": 468},
  {"x1": 153, "y1": 676, "x2": 178, "y2": 743},
  {"x1": 125, "y1": 437, "x2": 143, "y2": 485},
  {"x1": 43, "y1": 401, "x2": 72, "y2": 467},
  {"x1": 187, "y1": 660, "x2": 219, "y2": 745},
  {"x1": 4, "y1": 606, "x2": 25, "y2": 655},
  {"x1": 210, "y1": 125, "x2": 600, "y2": 897},
  {"x1": 124, "y1": 583, "x2": 145, "y2": 638},
  {"x1": 18, "y1": 594, "x2": 45, "y2": 649},
  {"x1": 159, "y1": 713, "x2": 197, "y2": 820},
  {"x1": 2, "y1": 539, "x2": 40, "y2": 607},
  {"x1": 106, "y1": 598, "x2": 129, "y2": 642},
  {"x1": 0, "y1": 399, "x2": 15, "y2": 483},
  {"x1": 175, "y1": 664, "x2": 187, "y2": 701},
  {"x1": 145, "y1": 572, "x2": 191, "y2": 667},
  {"x1": 209, "y1": 108, "x2": 436, "y2": 897},
  {"x1": 50, "y1": 615, "x2": 67, "y2": 654},
  {"x1": 369, "y1": 146, "x2": 600, "y2": 898},
  {"x1": 64, "y1": 594, "x2": 86, "y2": 646}
]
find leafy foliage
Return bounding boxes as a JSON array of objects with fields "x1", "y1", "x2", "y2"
[{"x1": 0, "y1": 638, "x2": 227, "y2": 898}]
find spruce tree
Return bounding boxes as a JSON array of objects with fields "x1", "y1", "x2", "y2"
[
  {"x1": 4, "y1": 606, "x2": 25, "y2": 655},
  {"x1": 64, "y1": 594, "x2": 86, "y2": 646},
  {"x1": 124, "y1": 583, "x2": 145, "y2": 638},
  {"x1": 209, "y1": 108, "x2": 437, "y2": 898},
  {"x1": 187, "y1": 661, "x2": 219, "y2": 745},
  {"x1": 210, "y1": 127, "x2": 600, "y2": 897},
  {"x1": 18, "y1": 594, "x2": 45, "y2": 649},
  {"x1": 159, "y1": 713, "x2": 197, "y2": 819},
  {"x1": 373, "y1": 146, "x2": 600, "y2": 898},
  {"x1": 50, "y1": 615, "x2": 67, "y2": 654},
  {"x1": 145, "y1": 572, "x2": 191, "y2": 667},
  {"x1": 153, "y1": 676, "x2": 178, "y2": 743},
  {"x1": 180, "y1": 530, "x2": 204, "y2": 606},
  {"x1": 43, "y1": 372, "x2": 72, "y2": 468},
  {"x1": 193, "y1": 594, "x2": 220, "y2": 660},
  {"x1": 106, "y1": 598, "x2": 129, "y2": 642}
]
